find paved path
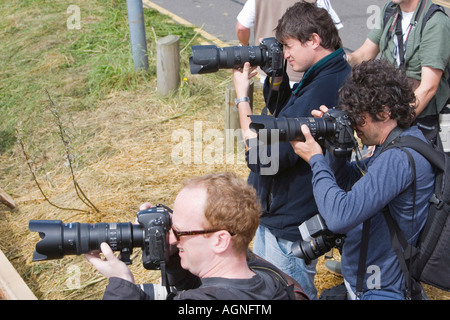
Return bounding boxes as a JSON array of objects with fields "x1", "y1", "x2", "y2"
[{"x1": 144, "y1": 0, "x2": 449, "y2": 52}]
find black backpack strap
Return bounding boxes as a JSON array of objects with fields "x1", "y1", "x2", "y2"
[
  {"x1": 379, "y1": 136, "x2": 435, "y2": 299},
  {"x1": 247, "y1": 251, "x2": 309, "y2": 300},
  {"x1": 357, "y1": 133, "x2": 438, "y2": 299},
  {"x1": 383, "y1": 1, "x2": 397, "y2": 30},
  {"x1": 356, "y1": 219, "x2": 371, "y2": 299},
  {"x1": 385, "y1": 136, "x2": 445, "y2": 171},
  {"x1": 382, "y1": 206, "x2": 420, "y2": 300},
  {"x1": 250, "y1": 265, "x2": 297, "y2": 300},
  {"x1": 383, "y1": 205, "x2": 427, "y2": 300},
  {"x1": 420, "y1": 4, "x2": 447, "y2": 36},
  {"x1": 357, "y1": 145, "x2": 418, "y2": 299}
]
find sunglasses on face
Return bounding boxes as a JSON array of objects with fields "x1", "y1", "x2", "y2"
[{"x1": 171, "y1": 226, "x2": 235, "y2": 241}]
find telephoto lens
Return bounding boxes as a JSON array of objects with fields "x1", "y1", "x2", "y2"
[
  {"x1": 29, "y1": 204, "x2": 172, "y2": 269},
  {"x1": 189, "y1": 45, "x2": 264, "y2": 74},
  {"x1": 28, "y1": 220, "x2": 143, "y2": 261},
  {"x1": 249, "y1": 115, "x2": 335, "y2": 143},
  {"x1": 189, "y1": 37, "x2": 283, "y2": 75},
  {"x1": 249, "y1": 109, "x2": 357, "y2": 158}
]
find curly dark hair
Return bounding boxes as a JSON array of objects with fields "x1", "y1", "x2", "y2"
[
  {"x1": 275, "y1": 1, "x2": 342, "y2": 50},
  {"x1": 338, "y1": 60, "x2": 416, "y2": 128}
]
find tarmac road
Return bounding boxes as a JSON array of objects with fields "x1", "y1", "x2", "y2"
[{"x1": 146, "y1": 0, "x2": 450, "y2": 52}]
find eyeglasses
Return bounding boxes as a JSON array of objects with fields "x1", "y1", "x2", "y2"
[{"x1": 171, "y1": 227, "x2": 235, "y2": 241}]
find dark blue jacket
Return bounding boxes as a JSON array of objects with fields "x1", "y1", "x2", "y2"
[{"x1": 246, "y1": 48, "x2": 351, "y2": 241}]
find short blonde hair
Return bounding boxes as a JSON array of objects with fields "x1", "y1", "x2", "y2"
[{"x1": 182, "y1": 172, "x2": 261, "y2": 253}]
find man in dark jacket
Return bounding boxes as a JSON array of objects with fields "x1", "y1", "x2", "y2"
[
  {"x1": 86, "y1": 173, "x2": 301, "y2": 300},
  {"x1": 232, "y1": 1, "x2": 351, "y2": 299}
]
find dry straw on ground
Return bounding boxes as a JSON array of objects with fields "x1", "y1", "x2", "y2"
[
  {"x1": 0, "y1": 1, "x2": 448, "y2": 300},
  {"x1": 0, "y1": 72, "x2": 253, "y2": 299},
  {"x1": 1, "y1": 79, "x2": 448, "y2": 300}
]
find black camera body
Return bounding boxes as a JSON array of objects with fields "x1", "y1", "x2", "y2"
[
  {"x1": 189, "y1": 37, "x2": 283, "y2": 76},
  {"x1": 137, "y1": 205, "x2": 172, "y2": 270},
  {"x1": 249, "y1": 108, "x2": 357, "y2": 158},
  {"x1": 291, "y1": 214, "x2": 345, "y2": 265},
  {"x1": 28, "y1": 204, "x2": 172, "y2": 270}
]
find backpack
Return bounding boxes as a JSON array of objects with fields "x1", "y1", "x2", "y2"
[
  {"x1": 247, "y1": 250, "x2": 309, "y2": 300},
  {"x1": 380, "y1": 135, "x2": 450, "y2": 299},
  {"x1": 383, "y1": 1, "x2": 450, "y2": 102}
]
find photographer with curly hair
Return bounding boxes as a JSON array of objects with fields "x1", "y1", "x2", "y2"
[{"x1": 291, "y1": 60, "x2": 435, "y2": 299}]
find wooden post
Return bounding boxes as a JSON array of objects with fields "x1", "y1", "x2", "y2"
[
  {"x1": 224, "y1": 81, "x2": 253, "y2": 153},
  {"x1": 156, "y1": 35, "x2": 180, "y2": 96},
  {"x1": 0, "y1": 249, "x2": 37, "y2": 299},
  {"x1": 0, "y1": 187, "x2": 15, "y2": 209}
]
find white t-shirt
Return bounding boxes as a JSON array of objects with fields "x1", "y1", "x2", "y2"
[{"x1": 237, "y1": 0, "x2": 344, "y2": 30}]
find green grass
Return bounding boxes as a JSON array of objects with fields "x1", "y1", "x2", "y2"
[{"x1": 0, "y1": 0, "x2": 202, "y2": 153}]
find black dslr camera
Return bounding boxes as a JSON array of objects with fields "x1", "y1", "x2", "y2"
[
  {"x1": 189, "y1": 37, "x2": 283, "y2": 76},
  {"x1": 249, "y1": 108, "x2": 357, "y2": 158},
  {"x1": 291, "y1": 214, "x2": 345, "y2": 265},
  {"x1": 29, "y1": 204, "x2": 172, "y2": 270}
]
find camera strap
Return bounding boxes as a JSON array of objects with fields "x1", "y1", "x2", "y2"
[
  {"x1": 160, "y1": 260, "x2": 172, "y2": 294},
  {"x1": 261, "y1": 59, "x2": 288, "y2": 117},
  {"x1": 394, "y1": 11, "x2": 406, "y2": 68},
  {"x1": 355, "y1": 218, "x2": 371, "y2": 299}
]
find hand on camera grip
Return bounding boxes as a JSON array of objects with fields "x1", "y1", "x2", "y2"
[{"x1": 85, "y1": 242, "x2": 135, "y2": 283}]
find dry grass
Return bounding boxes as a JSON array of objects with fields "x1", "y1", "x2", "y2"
[
  {"x1": 2, "y1": 76, "x2": 449, "y2": 300},
  {"x1": 0, "y1": 0, "x2": 448, "y2": 301},
  {"x1": 0, "y1": 73, "x2": 251, "y2": 300}
]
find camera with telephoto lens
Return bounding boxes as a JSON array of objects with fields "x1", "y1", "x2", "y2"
[
  {"x1": 28, "y1": 204, "x2": 172, "y2": 270},
  {"x1": 189, "y1": 37, "x2": 283, "y2": 75},
  {"x1": 249, "y1": 108, "x2": 356, "y2": 158},
  {"x1": 291, "y1": 214, "x2": 345, "y2": 265}
]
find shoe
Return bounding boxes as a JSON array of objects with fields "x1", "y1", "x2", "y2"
[{"x1": 325, "y1": 260, "x2": 342, "y2": 276}]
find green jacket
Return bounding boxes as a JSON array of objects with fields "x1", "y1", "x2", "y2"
[{"x1": 368, "y1": 0, "x2": 450, "y2": 117}]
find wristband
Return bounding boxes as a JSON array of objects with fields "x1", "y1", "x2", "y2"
[
  {"x1": 270, "y1": 78, "x2": 282, "y2": 86},
  {"x1": 235, "y1": 96, "x2": 250, "y2": 107}
]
